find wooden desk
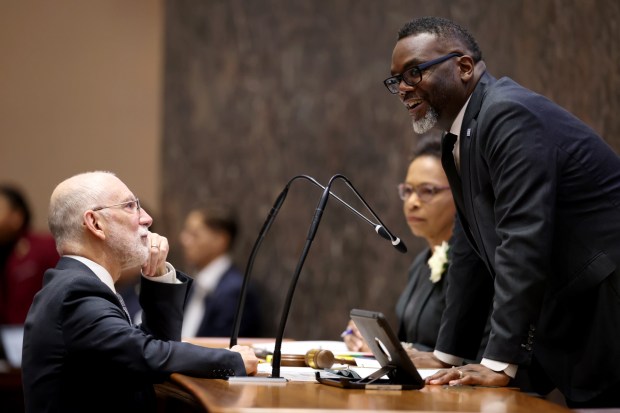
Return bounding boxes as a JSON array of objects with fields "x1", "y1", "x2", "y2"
[
  {"x1": 168, "y1": 373, "x2": 574, "y2": 412},
  {"x1": 184, "y1": 337, "x2": 289, "y2": 349}
]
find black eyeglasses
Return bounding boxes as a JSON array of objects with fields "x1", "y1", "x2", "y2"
[
  {"x1": 398, "y1": 183, "x2": 450, "y2": 203},
  {"x1": 383, "y1": 52, "x2": 463, "y2": 94},
  {"x1": 93, "y1": 198, "x2": 141, "y2": 214}
]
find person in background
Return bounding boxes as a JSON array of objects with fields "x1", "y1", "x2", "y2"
[
  {"x1": 179, "y1": 205, "x2": 261, "y2": 338},
  {"x1": 343, "y1": 133, "x2": 488, "y2": 357},
  {"x1": 0, "y1": 185, "x2": 58, "y2": 325},
  {"x1": 384, "y1": 16, "x2": 620, "y2": 407},
  {"x1": 22, "y1": 171, "x2": 257, "y2": 413}
]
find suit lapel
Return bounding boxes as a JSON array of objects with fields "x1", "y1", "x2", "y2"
[
  {"x1": 412, "y1": 263, "x2": 438, "y2": 330},
  {"x1": 441, "y1": 132, "x2": 465, "y2": 213},
  {"x1": 457, "y1": 73, "x2": 498, "y2": 268},
  {"x1": 396, "y1": 252, "x2": 428, "y2": 321}
]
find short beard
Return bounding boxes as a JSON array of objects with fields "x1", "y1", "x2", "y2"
[
  {"x1": 107, "y1": 222, "x2": 149, "y2": 270},
  {"x1": 412, "y1": 106, "x2": 438, "y2": 135}
]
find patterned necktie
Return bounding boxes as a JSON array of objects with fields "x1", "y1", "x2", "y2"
[
  {"x1": 116, "y1": 293, "x2": 133, "y2": 325},
  {"x1": 441, "y1": 132, "x2": 465, "y2": 212}
]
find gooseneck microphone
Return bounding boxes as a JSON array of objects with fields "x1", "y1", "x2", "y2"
[
  {"x1": 310, "y1": 175, "x2": 407, "y2": 254},
  {"x1": 229, "y1": 174, "x2": 406, "y2": 348},
  {"x1": 229, "y1": 175, "x2": 300, "y2": 349},
  {"x1": 270, "y1": 174, "x2": 336, "y2": 378},
  {"x1": 227, "y1": 174, "x2": 406, "y2": 381}
]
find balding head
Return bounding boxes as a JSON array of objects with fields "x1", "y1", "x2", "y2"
[{"x1": 48, "y1": 171, "x2": 118, "y2": 254}]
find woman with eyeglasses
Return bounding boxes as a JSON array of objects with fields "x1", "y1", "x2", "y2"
[{"x1": 343, "y1": 131, "x2": 458, "y2": 353}]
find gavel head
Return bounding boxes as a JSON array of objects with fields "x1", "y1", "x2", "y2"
[
  {"x1": 278, "y1": 348, "x2": 339, "y2": 369},
  {"x1": 305, "y1": 349, "x2": 335, "y2": 369}
]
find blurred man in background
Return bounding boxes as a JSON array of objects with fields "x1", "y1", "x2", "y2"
[{"x1": 180, "y1": 205, "x2": 261, "y2": 338}]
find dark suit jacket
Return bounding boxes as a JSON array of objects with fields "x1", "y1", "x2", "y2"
[
  {"x1": 395, "y1": 248, "x2": 445, "y2": 352},
  {"x1": 22, "y1": 257, "x2": 246, "y2": 413},
  {"x1": 437, "y1": 72, "x2": 620, "y2": 402},
  {"x1": 194, "y1": 264, "x2": 261, "y2": 337},
  {"x1": 397, "y1": 246, "x2": 489, "y2": 359}
]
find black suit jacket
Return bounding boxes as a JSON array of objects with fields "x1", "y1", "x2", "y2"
[
  {"x1": 22, "y1": 257, "x2": 247, "y2": 413},
  {"x1": 397, "y1": 246, "x2": 489, "y2": 359},
  {"x1": 395, "y1": 248, "x2": 445, "y2": 352},
  {"x1": 437, "y1": 72, "x2": 620, "y2": 402},
  {"x1": 194, "y1": 264, "x2": 262, "y2": 337}
]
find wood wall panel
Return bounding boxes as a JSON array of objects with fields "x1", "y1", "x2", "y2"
[{"x1": 162, "y1": 0, "x2": 620, "y2": 340}]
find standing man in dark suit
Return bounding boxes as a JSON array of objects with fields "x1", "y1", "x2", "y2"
[
  {"x1": 22, "y1": 171, "x2": 257, "y2": 413},
  {"x1": 180, "y1": 205, "x2": 261, "y2": 338},
  {"x1": 383, "y1": 16, "x2": 620, "y2": 407}
]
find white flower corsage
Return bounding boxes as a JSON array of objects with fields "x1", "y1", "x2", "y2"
[{"x1": 427, "y1": 241, "x2": 450, "y2": 283}]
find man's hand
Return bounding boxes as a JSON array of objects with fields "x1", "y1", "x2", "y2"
[
  {"x1": 142, "y1": 233, "x2": 169, "y2": 277},
  {"x1": 406, "y1": 349, "x2": 452, "y2": 368},
  {"x1": 342, "y1": 320, "x2": 370, "y2": 352},
  {"x1": 230, "y1": 345, "x2": 259, "y2": 376},
  {"x1": 425, "y1": 363, "x2": 511, "y2": 386}
]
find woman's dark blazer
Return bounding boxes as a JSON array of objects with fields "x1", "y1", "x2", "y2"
[{"x1": 395, "y1": 248, "x2": 445, "y2": 352}]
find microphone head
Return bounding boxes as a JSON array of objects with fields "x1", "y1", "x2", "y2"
[
  {"x1": 376, "y1": 225, "x2": 407, "y2": 253},
  {"x1": 392, "y1": 238, "x2": 408, "y2": 253},
  {"x1": 375, "y1": 225, "x2": 391, "y2": 240}
]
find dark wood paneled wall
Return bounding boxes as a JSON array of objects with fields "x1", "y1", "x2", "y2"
[{"x1": 162, "y1": 0, "x2": 620, "y2": 340}]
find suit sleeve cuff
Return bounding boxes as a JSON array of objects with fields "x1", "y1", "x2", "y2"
[
  {"x1": 142, "y1": 262, "x2": 182, "y2": 284},
  {"x1": 481, "y1": 358, "x2": 518, "y2": 378},
  {"x1": 433, "y1": 350, "x2": 464, "y2": 366}
]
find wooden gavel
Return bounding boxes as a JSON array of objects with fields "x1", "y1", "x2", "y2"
[{"x1": 279, "y1": 349, "x2": 356, "y2": 369}]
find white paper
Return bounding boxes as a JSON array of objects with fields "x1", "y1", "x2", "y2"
[{"x1": 252, "y1": 340, "x2": 349, "y2": 355}]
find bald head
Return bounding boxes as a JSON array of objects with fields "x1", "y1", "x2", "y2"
[{"x1": 48, "y1": 171, "x2": 118, "y2": 254}]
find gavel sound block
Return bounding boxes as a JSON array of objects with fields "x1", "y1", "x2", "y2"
[{"x1": 279, "y1": 349, "x2": 356, "y2": 369}]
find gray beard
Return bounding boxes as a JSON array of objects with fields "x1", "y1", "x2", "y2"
[
  {"x1": 108, "y1": 224, "x2": 149, "y2": 270},
  {"x1": 412, "y1": 106, "x2": 438, "y2": 135}
]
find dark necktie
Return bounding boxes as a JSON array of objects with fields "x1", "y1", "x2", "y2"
[
  {"x1": 116, "y1": 293, "x2": 132, "y2": 325},
  {"x1": 441, "y1": 132, "x2": 465, "y2": 212}
]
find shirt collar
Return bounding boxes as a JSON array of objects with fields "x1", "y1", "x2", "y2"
[
  {"x1": 194, "y1": 254, "x2": 232, "y2": 294},
  {"x1": 64, "y1": 255, "x2": 116, "y2": 293},
  {"x1": 449, "y1": 95, "x2": 472, "y2": 137}
]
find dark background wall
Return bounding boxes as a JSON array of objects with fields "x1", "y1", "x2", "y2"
[{"x1": 161, "y1": 0, "x2": 620, "y2": 340}]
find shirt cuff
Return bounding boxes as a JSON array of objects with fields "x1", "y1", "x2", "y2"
[
  {"x1": 142, "y1": 262, "x2": 182, "y2": 284},
  {"x1": 481, "y1": 358, "x2": 518, "y2": 378},
  {"x1": 433, "y1": 350, "x2": 463, "y2": 367}
]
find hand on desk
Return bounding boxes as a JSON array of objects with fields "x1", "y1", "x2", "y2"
[
  {"x1": 425, "y1": 364, "x2": 511, "y2": 387},
  {"x1": 406, "y1": 349, "x2": 451, "y2": 368},
  {"x1": 230, "y1": 345, "x2": 259, "y2": 376}
]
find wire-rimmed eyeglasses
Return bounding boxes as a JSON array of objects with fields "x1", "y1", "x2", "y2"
[
  {"x1": 383, "y1": 52, "x2": 463, "y2": 94},
  {"x1": 398, "y1": 184, "x2": 450, "y2": 203},
  {"x1": 92, "y1": 198, "x2": 141, "y2": 213}
]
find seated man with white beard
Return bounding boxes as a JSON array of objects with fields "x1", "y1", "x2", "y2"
[{"x1": 21, "y1": 171, "x2": 257, "y2": 413}]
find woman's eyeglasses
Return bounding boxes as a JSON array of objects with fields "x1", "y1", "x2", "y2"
[{"x1": 397, "y1": 184, "x2": 450, "y2": 202}]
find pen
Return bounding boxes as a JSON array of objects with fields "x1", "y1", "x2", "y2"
[{"x1": 340, "y1": 328, "x2": 354, "y2": 338}]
